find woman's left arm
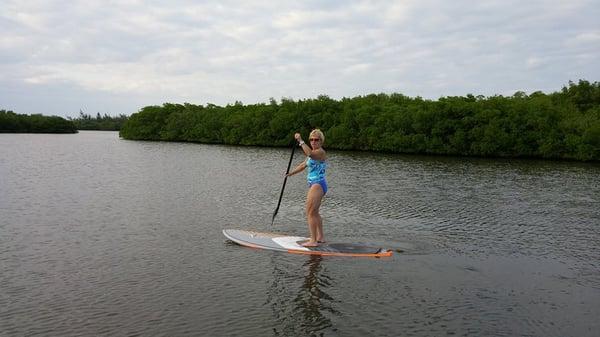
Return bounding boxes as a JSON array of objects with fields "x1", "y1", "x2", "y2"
[{"x1": 295, "y1": 133, "x2": 326, "y2": 160}]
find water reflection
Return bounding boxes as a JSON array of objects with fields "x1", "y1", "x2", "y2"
[
  {"x1": 3, "y1": 132, "x2": 598, "y2": 336},
  {"x1": 269, "y1": 255, "x2": 337, "y2": 336}
]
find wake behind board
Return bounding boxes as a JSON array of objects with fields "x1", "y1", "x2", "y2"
[{"x1": 223, "y1": 229, "x2": 392, "y2": 257}]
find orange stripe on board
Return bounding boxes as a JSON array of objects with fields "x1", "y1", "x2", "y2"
[
  {"x1": 235, "y1": 242, "x2": 264, "y2": 250},
  {"x1": 287, "y1": 249, "x2": 393, "y2": 258}
]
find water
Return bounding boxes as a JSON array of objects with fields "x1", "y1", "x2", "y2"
[{"x1": 1, "y1": 131, "x2": 598, "y2": 336}]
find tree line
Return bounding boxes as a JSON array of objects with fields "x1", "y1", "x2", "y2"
[
  {"x1": 0, "y1": 110, "x2": 77, "y2": 133},
  {"x1": 119, "y1": 80, "x2": 599, "y2": 161},
  {"x1": 68, "y1": 111, "x2": 129, "y2": 131}
]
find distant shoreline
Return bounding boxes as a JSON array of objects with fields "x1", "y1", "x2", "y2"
[{"x1": 0, "y1": 110, "x2": 77, "y2": 134}]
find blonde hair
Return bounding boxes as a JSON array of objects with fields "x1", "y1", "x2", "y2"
[{"x1": 310, "y1": 129, "x2": 325, "y2": 144}]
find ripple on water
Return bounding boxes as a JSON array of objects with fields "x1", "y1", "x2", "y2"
[{"x1": 1, "y1": 134, "x2": 599, "y2": 337}]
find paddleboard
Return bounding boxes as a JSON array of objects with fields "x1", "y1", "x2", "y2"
[{"x1": 223, "y1": 229, "x2": 393, "y2": 257}]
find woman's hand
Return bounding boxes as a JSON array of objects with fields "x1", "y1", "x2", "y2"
[{"x1": 294, "y1": 133, "x2": 303, "y2": 143}]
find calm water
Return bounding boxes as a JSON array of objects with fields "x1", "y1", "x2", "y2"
[{"x1": 1, "y1": 131, "x2": 598, "y2": 336}]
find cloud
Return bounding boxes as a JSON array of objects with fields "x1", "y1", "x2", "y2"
[{"x1": 0, "y1": 0, "x2": 598, "y2": 116}]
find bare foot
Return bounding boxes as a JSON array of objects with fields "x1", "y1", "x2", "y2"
[{"x1": 301, "y1": 241, "x2": 319, "y2": 247}]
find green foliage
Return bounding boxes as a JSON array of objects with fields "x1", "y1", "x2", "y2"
[
  {"x1": 69, "y1": 111, "x2": 129, "y2": 131},
  {"x1": 119, "y1": 80, "x2": 600, "y2": 161},
  {"x1": 0, "y1": 110, "x2": 77, "y2": 133}
]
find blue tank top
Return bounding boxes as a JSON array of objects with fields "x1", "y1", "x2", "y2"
[{"x1": 306, "y1": 157, "x2": 327, "y2": 184}]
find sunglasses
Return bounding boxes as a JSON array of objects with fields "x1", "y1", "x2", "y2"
[{"x1": 309, "y1": 138, "x2": 321, "y2": 142}]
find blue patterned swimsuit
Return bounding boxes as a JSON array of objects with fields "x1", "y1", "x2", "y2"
[{"x1": 306, "y1": 157, "x2": 327, "y2": 194}]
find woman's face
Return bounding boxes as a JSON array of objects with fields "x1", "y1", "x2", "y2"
[{"x1": 309, "y1": 135, "x2": 322, "y2": 149}]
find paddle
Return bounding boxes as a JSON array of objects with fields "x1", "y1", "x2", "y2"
[{"x1": 271, "y1": 141, "x2": 297, "y2": 226}]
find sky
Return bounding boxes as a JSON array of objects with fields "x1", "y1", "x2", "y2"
[{"x1": 1, "y1": 0, "x2": 599, "y2": 118}]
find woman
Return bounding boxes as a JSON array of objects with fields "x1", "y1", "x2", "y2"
[{"x1": 286, "y1": 129, "x2": 328, "y2": 247}]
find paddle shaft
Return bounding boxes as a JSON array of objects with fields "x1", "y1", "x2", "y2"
[{"x1": 271, "y1": 142, "x2": 297, "y2": 225}]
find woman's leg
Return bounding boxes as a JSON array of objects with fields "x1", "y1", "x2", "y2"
[
  {"x1": 316, "y1": 214, "x2": 324, "y2": 242},
  {"x1": 303, "y1": 184, "x2": 324, "y2": 247},
  {"x1": 316, "y1": 181, "x2": 326, "y2": 242}
]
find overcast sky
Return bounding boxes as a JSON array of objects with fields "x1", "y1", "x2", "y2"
[{"x1": 1, "y1": 0, "x2": 599, "y2": 117}]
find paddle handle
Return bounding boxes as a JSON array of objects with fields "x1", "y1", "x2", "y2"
[{"x1": 271, "y1": 142, "x2": 297, "y2": 225}]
